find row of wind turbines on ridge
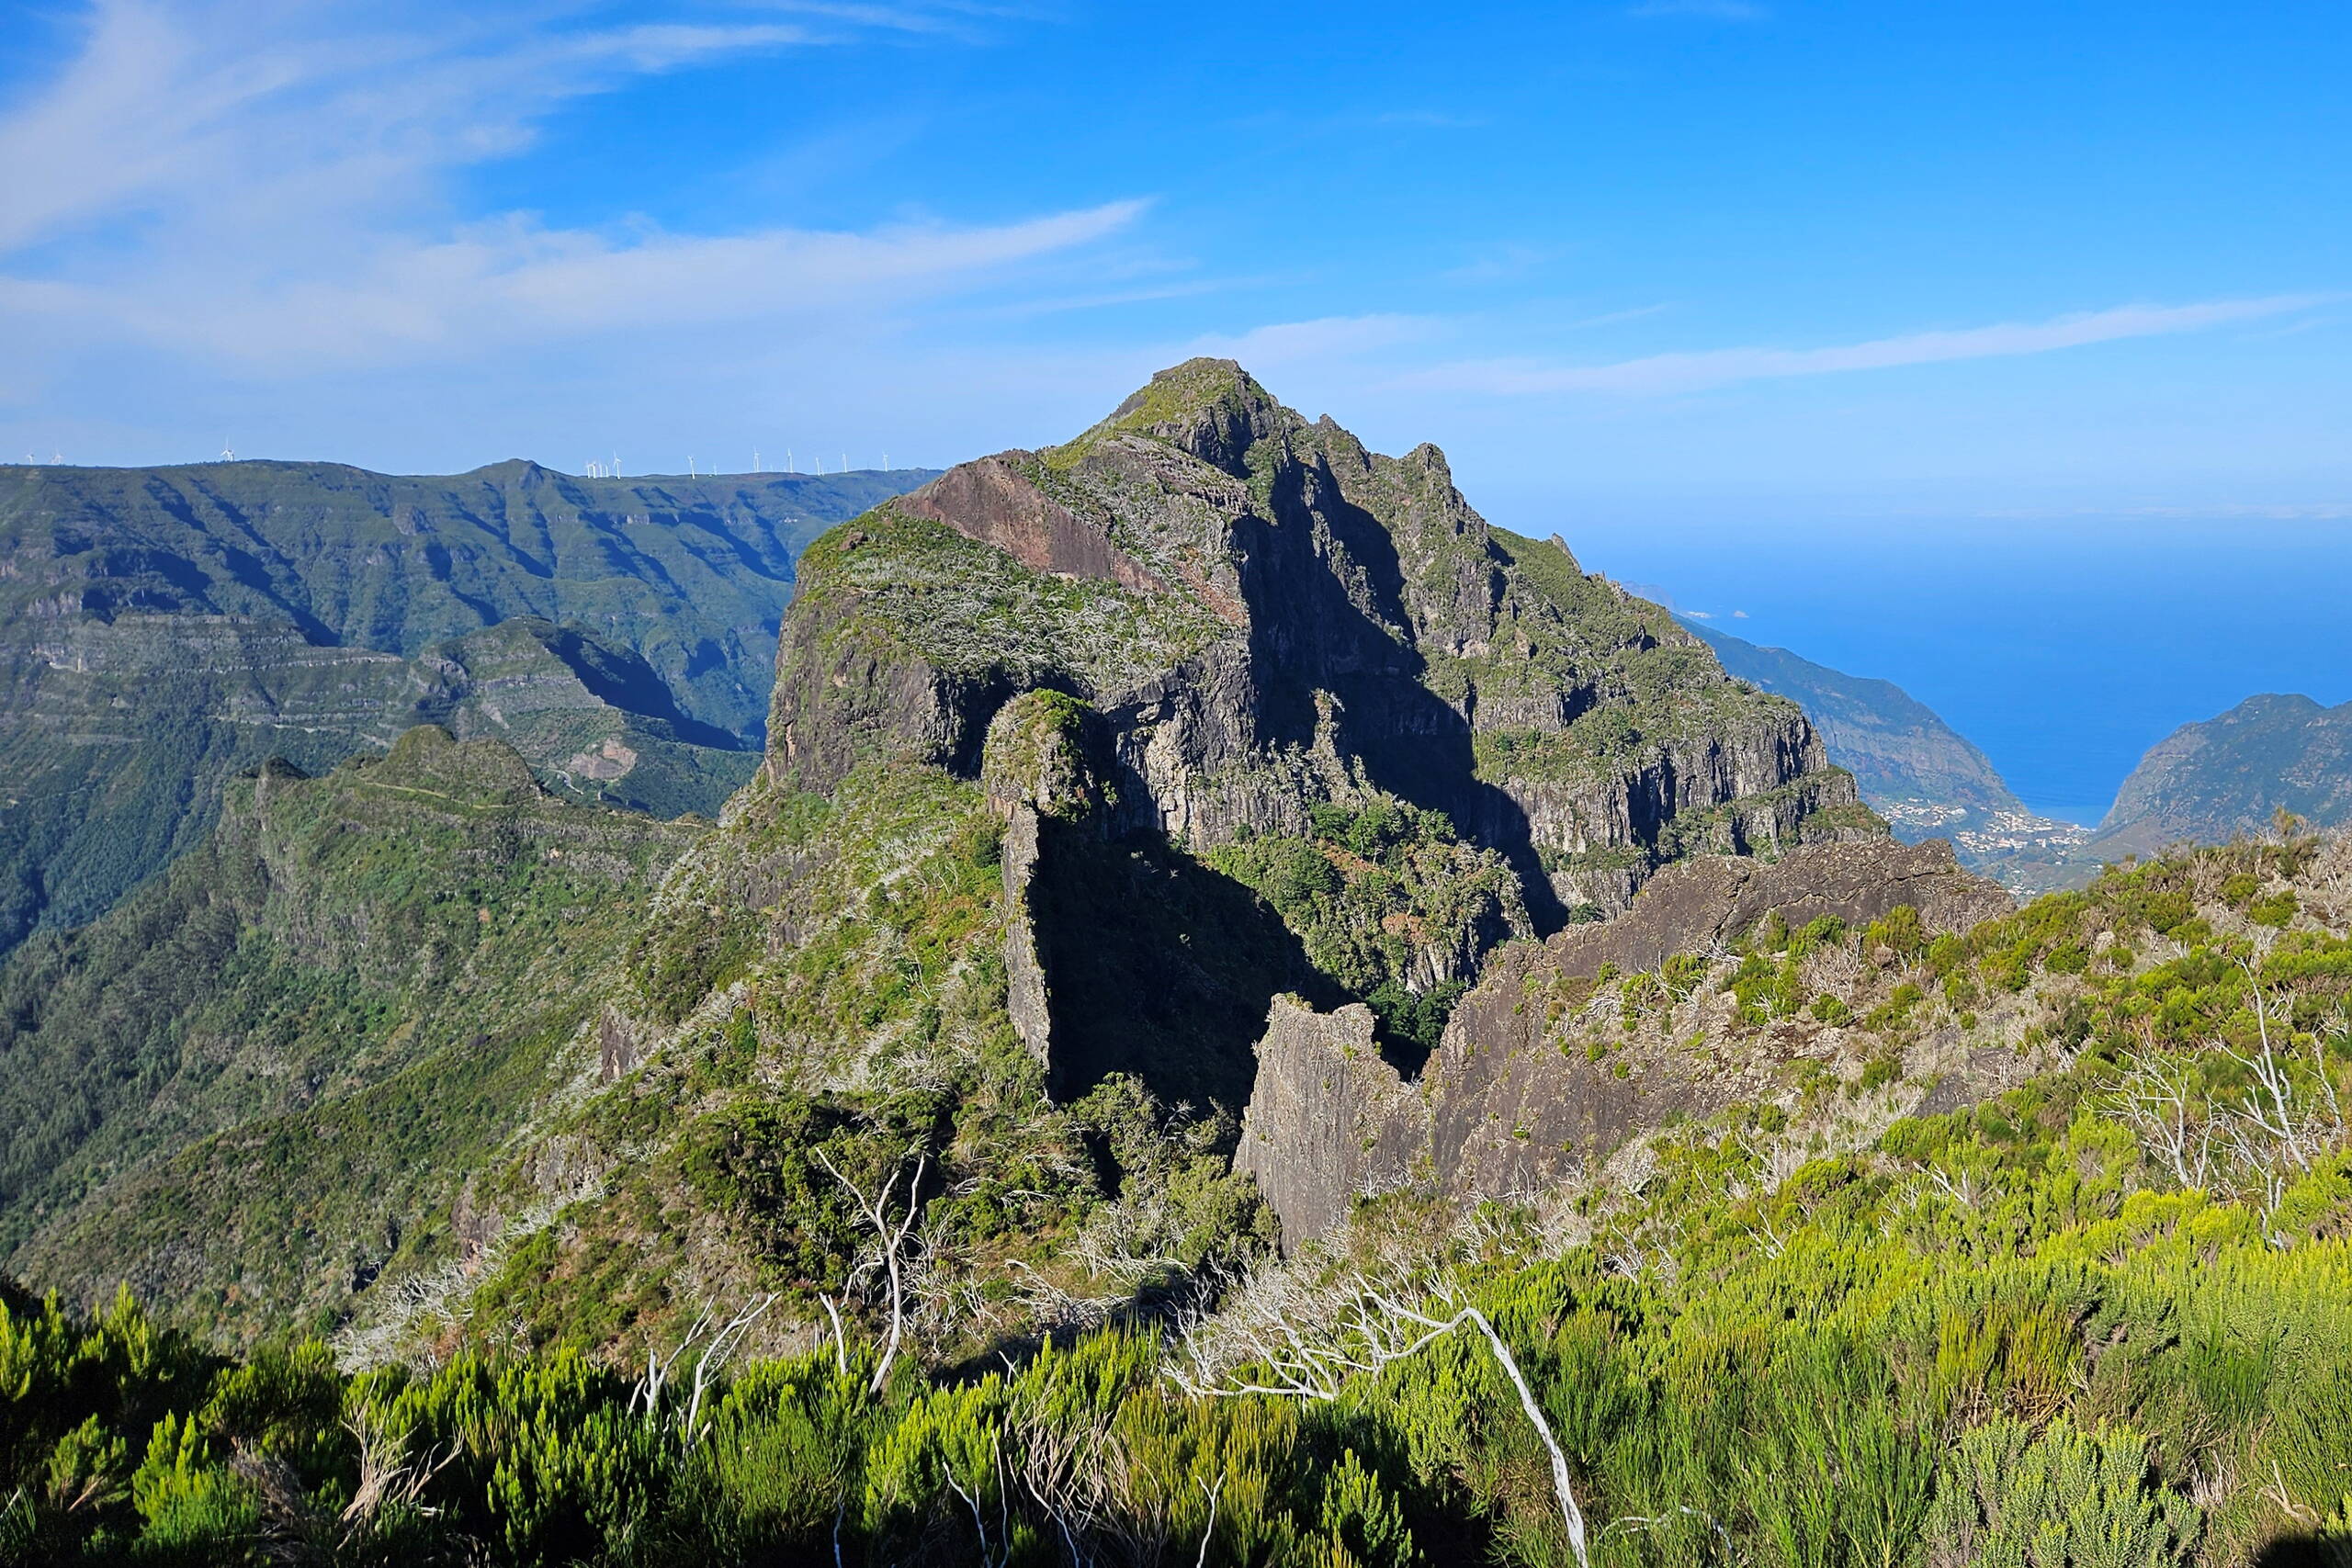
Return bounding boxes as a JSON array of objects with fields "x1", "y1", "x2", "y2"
[{"x1": 581, "y1": 447, "x2": 897, "y2": 479}]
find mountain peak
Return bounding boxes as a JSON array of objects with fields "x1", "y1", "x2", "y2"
[
  {"x1": 464, "y1": 458, "x2": 546, "y2": 479},
  {"x1": 1086, "y1": 357, "x2": 1292, "y2": 477},
  {"x1": 2216, "y1": 692, "x2": 2326, "y2": 723}
]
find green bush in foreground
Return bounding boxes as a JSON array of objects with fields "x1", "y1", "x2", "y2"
[{"x1": 2, "y1": 1079, "x2": 2347, "y2": 1563}]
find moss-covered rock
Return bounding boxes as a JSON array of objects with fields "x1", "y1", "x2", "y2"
[{"x1": 980, "y1": 689, "x2": 1102, "y2": 821}]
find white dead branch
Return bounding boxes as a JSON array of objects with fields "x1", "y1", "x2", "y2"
[
  {"x1": 340, "y1": 1406, "x2": 458, "y2": 1535},
  {"x1": 630, "y1": 1292, "x2": 781, "y2": 1446},
  {"x1": 815, "y1": 1146, "x2": 929, "y2": 1393},
  {"x1": 1169, "y1": 1269, "x2": 1592, "y2": 1568}
]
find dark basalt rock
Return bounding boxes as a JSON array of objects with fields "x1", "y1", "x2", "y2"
[
  {"x1": 1522, "y1": 838, "x2": 2014, "y2": 981},
  {"x1": 1232, "y1": 998, "x2": 1422, "y2": 1249}
]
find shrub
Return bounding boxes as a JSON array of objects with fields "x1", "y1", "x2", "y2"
[{"x1": 1922, "y1": 1416, "x2": 2198, "y2": 1568}]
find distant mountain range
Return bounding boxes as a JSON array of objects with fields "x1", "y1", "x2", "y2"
[
  {"x1": 17, "y1": 446, "x2": 2324, "y2": 963},
  {"x1": 0, "y1": 458, "x2": 933, "y2": 955},
  {"x1": 1675, "y1": 616, "x2": 2089, "y2": 887}
]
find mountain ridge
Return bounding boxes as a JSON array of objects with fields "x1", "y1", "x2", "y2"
[
  {"x1": 2092, "y1": 690, "x2": 2352, "y2": 852},
  {"x1": 0, "y1": 458, "x2": 933, "y2": 952},
  {"x1": 774, "y1": 359, "x2": 1879, "y2": 931},
  {"x1": 0, "y1": 359, "x2": 1907, "y2": 1360}
]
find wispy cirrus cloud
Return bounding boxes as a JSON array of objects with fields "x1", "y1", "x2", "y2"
[
  {"x1": 1395, "y1": 296, "x2": 2331, "y2": 397},
  {"x1": 2, "y1": 202, "x2": 1150, "y2": 367},
  {"x1": 1443, "y1": 243, "x2": 1557, "y2": 285},
  {"x1": 0, "y1": 0, "x2": 1145, "y2": 375},
  {"x1": 0, "y1": 1, "x2": 829, "y2": 254}
]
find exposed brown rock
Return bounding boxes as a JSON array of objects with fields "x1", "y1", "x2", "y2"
[
  {"x1": 901, "y1": 456, "x2": 1170, "y2": 597},
  {"x1": 1237, "y1": 839, "x2": 2014, "y2": 1247},
  {"x1": 1531, "y1": 838, "x2": 2011, "y2": 981}
]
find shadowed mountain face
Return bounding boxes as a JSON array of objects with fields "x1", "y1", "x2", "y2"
[{"x1": 0, "y1": 458, "x2": 933, "y2": 952}]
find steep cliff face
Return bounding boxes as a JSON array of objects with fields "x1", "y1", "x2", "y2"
[
  {"x1": 771, "y1": 359, "x2": 1870, "y2": 931},
  {"x1": 1238, "y1": 839, "x2": 2013, "y2": 1247}
]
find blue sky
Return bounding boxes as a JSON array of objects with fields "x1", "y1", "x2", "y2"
[{"x1": 2, "y1": 0, "x2": 2349, "y2": 812}]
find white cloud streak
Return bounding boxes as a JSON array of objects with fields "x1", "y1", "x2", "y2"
[
  {"x1": 0, "y1": 0, "x2": 1142, "y2": 374},
  {"x1": 1397, "y1": 296, "x2": 2328, "y2": 397},
  {"x1": 0, "y1": 202, "x2": 1148, "y2": 367}
]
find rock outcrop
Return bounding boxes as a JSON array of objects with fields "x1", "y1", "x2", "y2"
[
  {"x1": 1232, "y1": 999, "x2": 1422, "y2": 1248},
  {"x1": 982, "y1": 691, "x2": 1108, "y2": 1070},
  {"x1": 1238, "y1": 838, "x2": 2012, "y2": 1247},
  {"x1": 1521, "y1": 838, "x2": 2012, "y2": 980}
]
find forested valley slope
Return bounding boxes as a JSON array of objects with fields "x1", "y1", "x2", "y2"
[{"x1": 0, "y1": 459, "x2": 930, "y2": 957}]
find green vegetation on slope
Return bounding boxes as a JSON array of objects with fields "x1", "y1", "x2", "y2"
[
  {"x1": 0, "y1": 728, "x2": 699, "y2": 1346},
  {"x1": 1209, "y1": 795, "x2": 1524, "y2": 1053},
  {"x1": 0, "y1": 459, "x2": 927, "y2": 953},
  {"x1": 792, "y1": 502, "x2": 1233, "y2": 698},
  {"x1": 2, "y1": 833, "x2": 2348, "y2": 1565},
  {"x1": 2097, "y1": 692, "x2": 2352, "y2": 854},
  {"x1": 0, "y1": 460, "x2": 926, "y2": 730},
  {"x1": 311, "y1": 754, "x2": 1278, "y2": 1370}
]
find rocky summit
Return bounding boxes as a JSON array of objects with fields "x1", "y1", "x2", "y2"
[
  {"x1": 0, "y1": 360, "x2": 1950, "y2": 1358},
  {"x1": 773, "y1": 358, "x2": 1875, "y2": 925}
]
